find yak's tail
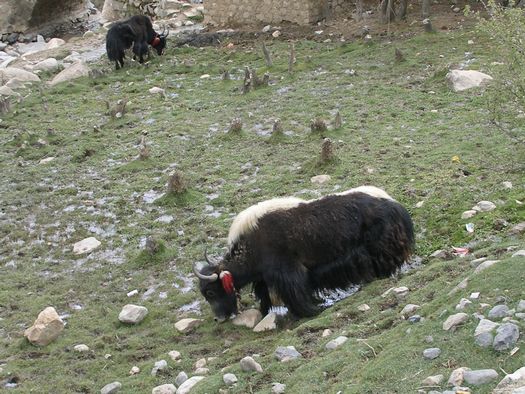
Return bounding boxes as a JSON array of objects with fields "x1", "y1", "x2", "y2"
[{"x1": 106, "y1": 22, "x2": 135, "y2": 62}]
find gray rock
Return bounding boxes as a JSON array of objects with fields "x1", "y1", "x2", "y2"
[
  {"x1": 463, "y1": 369, "x2": 499, "y2": 385},
  {"x1": 33, "y1": 58, "x2": 59, "y2": 72},
  {"x1": 493, "y1": 367, "x2": 525, "y2": 393},
  {"x1": 325, "y1": 336, "x2": 348, "y2": 350},
  {"x1": 474, "y1": 259, "x2": 500, "y2": 273},
  {"x1": 232, "y1": 309, "x2": 262, "y2": 328},
  {"x1": 474, "y1": 319, "x2": 499, "y2": 336},
  {"x1": 48, "y1": 61, "x2": 90, "y2": 86},
  {"x1": 176, "y1": 376, "x2": 204, "y2": 394},
  {"x1": 118, "y1": 304, "x2": 148, "y2": 324},
  {"x1": 443, "y1": 313, "x2": 469, "y2": 331},
  {"x1": 274, "y1": 346, "x2": 302, "y2": 362},
  {"x1": 461, "y1": 210, "x2": 477, "y2": 219},
  {"x1": 151, "y1": 359, "x2": 168, "y2": 376},
  {"x1": 509, "y1": 222, "x2": 525, "y2": 235},
  {"x1": 517, "y1": 300, "x2": 525, "y2": 313},
  {"x1": 240, "y1": 356, "x2": 263, "y2": 372},
  {"x1": 73, "y1": 236, "x2": 101, "y2": 254},
  {"x1": 456, "y1": 298, "x2": 473, "y2": 310},
  {"x1": 152, "y1": 384, "x2": 176, "y2": 394},
  {"x1": 488, "y1": 305, "x2": 510, "y2": 319},
  {"x1": 493, "y1": 323, "x2": 520, "y2": 351},
  {"x1": 423, "y1": 347, "x2": 441, "y2": 360},
  {"x1": 448, "y1": 367, "x2": 471, "y2": 386},
  {"x1": 512, "y1": 250, "x2": 525, "y2": 258},
  {"x1": 447, "y1": 70, "x2": 493, "y2": 92},
  {"x1": 475, "y1": 332, "x2": 494, "y2": 347},
  {"x1": 194, "y1": 367, "x2": 209, "y2": 375},
  {"x1": 431, "y1": 249, "x2": 450, "y2": 259},
  {"x1": 174, "y1": 318, "x2": 203, "y2": 333},
  {"x1": 175, "y1": 371, "x2": 188, "y2": 387},
  {"x1": 422, "y1": 374, "x2": 444, "y2": 385},
  {"x1": 101, "y1": 381, "x2": 122, "y2": 394},
  {"x1": 424, "y1": 335, "x2": 434, "y2": 343},
  {"x1": 400, "y1": 304, "x2": 420, "y2": 316},
  {"x1": 223, "y1": 373, "x2": 238, "y2": 385},
  {"x1": 408, "y1": 315, "x2": 422, "y2": 323},
  {"x1": 253, "y1": 312, "x2": 277, "y2": 332},
  {"x1": 515, "y1": 313, "x2": 525, "y2": 320},
  {"x1": 272, "y1": 383, "x2": 286, "y2": 394}
]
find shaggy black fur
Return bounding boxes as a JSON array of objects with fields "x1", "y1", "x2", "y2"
[
  {"x1": 197, "y1": 191, "x2": 415, "y2": 320},
  {"x1": 105, "y1": 15, "x2": 166, "y2": 70}
]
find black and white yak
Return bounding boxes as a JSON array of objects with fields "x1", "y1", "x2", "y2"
[
  {"x1": 105, "y1": 15, "x2": 168, "y2": 69},
  {"x1": 194, "y1": 186, "x2": 415, "y2": 322}
]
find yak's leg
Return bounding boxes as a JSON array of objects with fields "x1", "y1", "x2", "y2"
[
  {"x1": 266, "y1": 266, "x2": 321, "y2": 318},
  {"x1": 253, "y1": 281, "x2": 272, "y2": 316}
]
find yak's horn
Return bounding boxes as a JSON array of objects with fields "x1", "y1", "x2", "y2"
[
  {"x1": 193, "y1": 262, "x2": 218, "y2": 281},
  {"x1": 204, "y1": 248, "x2": 221, "y2": 267}
]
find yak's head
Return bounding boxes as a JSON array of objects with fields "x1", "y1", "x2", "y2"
[
  {"x1": 193, "y1": 251, "x2": 237, "y2": 323},
  {"x1": 151, "y1": 27, "x2": 169, "y2": 55}
]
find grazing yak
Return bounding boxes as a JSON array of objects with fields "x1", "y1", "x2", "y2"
[
  {"x1": 106, "y1": 15, "x2": 168, "y2": 69},
  {"x1": 194, "y1": 186, "x2": 415, "y2": 322}
]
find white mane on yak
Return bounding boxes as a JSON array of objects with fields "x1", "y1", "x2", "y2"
[{"x1": 227, "y1": 185, "x2": 394, "y2": 247}]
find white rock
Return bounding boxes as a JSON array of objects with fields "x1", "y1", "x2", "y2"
[
  {"x1": 223, "y1": 373, "x2": 238, "y2": 385},
  {"x1": 73, "y1": 237, "x2": 100, "y2": 254},
  {"x1": 175, "y1": 318, "x2": 203, "y2": 333},
  {"x1": 152, "y1": 384, "x2": 176, "y2": 394},
  {"x1": 272, "y1": 383, "x2": 286, "y2": 394},
  {"x1": 310, "y1": 174, "x2": 331, "y2": 184},
  {"x1": 149, "y1": 87, "x2": 165, "y2": 95},
  {"x1": 262, "y1": 25, "x2": 271, "y2": 32},
  {"x1": 443, "y1": 313, "x2": 468, "y2": 331},
  {"x1": 200, "y1": 74, "x2": 210, "y2": 79},
  {"x1": 474, "y1": 319, "x2": 499, "y2": 336},
  {"x1": 0, "y1": 67, "x2": 40, "y2": 82},
  {"x1": 400, "y1": 304, "x2": 420, "y2": 316},
  {"x1": 74, "y1": 344, "x2": 90, "y2": 352},
  {"x1": 470, "y1": 292, "x2": 480, "y2": 299},
  {"x1": 448, "y1": 367, "x2": 471, "y2": 386},
  {"x1": 194, "y1": 367, "x2": 209, "y2": 375},
  {"x1": 33, "y1": 58, "x2": 59, "y2": 72},
  {"x1": 325, "y1": 336, "x2": 348, "y2": 350},
  {"x1": 127, "y1": 289, "x2": 138, "y2": 297},
  {"x1": 512, "y1": 250, "x2": 525, "y2": 258},
  {"x1": 175, "y1": 371, "x2": 188, "y2": 386},
  {"x1": 447, "y1": 69, "x2": 493, "y2": 92},
  {"x1": 502, "y1": 181, "x2": 513, "y2": 189},
  {"x1": 168, "y1": 350, "x2": 181, "y2": 361},
  {"x1": 494, "y1": 367, "x2": 525, "y2": 393},
  {"x1": 232, "y1": 309, "x2": 262, "y2": 328},
  {"x1": 358, "y1": 304, "x2": 370, "y2": 312},
  {"x1": 118, "y1": 304, "x2": 148, "y2": 324},
  {"x1": 461, "y1": 210, "x2": 477, "y2": 219},
  {"x1": 151, "y1": 359, "x2": 168, "y2": 376},
  {"x1": 100, "y1": 381, "x2": 122, "y2": 394},
  {"x1": 129, "y1": 366, "x2": 140, "y2": 375},
  {"x1": 46, "y1": 38, "x2": 66, "y2": 50},
  {"x1": 322, "y1": 329, "x2": 332, "y2": 337},
  {"x1": 0, "y1": 85, "x2": 19, "y2": 96},
  {"x1": 194, "y1": 358, "x2": 207, "y2": 369},
  {"x1": 253, "y1": 312, "x2": 277, "y2": 332},
  {"x1": 176, "y1": 376, "x2": 204, "y2": 394},
  {"x1": 455, "y1": 298, "x2": 472, "y2": 310},
  {"x1": 272, "y1": 30, "x2": 281, "y2": 38},
  {"x1": 474, "y1": 260, "x2": 500, "y2": 274},
  {"x1": 240, "y1": 356, "x2": 263, "y2": 372},
  {"x1": 24, "y1": 306, "x2": 65, "y2": 346},
  {"x1": 39, "y1": 156, "x2": 55, "y2": 164},
  {"x1": 49, "y1": 61, "x2": 90, "y2": 86},
  {"x1": 474, "y1": 200, "x2": 497, "y2": 212},
  {"x1": 422, "y1": 374, "x2": 444, "y2": 385},
  {"x1": 393, "y1": 286, "x2": 409, "y2": 298}
]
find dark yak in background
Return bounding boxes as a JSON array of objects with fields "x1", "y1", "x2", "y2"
[
  {"x1": 105, "y1": 15, "x2": 168, "y2": 69},
  {"x1": 194, "y1": 186, "x2": 415, "y2": 322}
]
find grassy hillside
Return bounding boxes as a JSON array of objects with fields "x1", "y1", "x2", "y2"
[{"x1": 0, "y1": 25, "x2": 524, "y2": 394}]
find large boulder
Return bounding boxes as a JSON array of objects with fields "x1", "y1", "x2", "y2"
[
  {"x1": 24, "y1": 306, "x2": 65, "y2": 346},
  {"x1": 48, "y1": 61, "x2": 89, "y2": 86},
  {"x1": 0, "y1": 67, "x2": 40, "y2": 83},
  {"x1": 447, "y1": 70, "x2": 493, "y2": 92}
]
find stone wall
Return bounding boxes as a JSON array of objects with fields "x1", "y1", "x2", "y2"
[{"x1": 205, "y1": 0, "x2": 330, "y2": 26}]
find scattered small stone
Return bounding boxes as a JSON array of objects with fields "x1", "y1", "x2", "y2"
[
  {"x1": 422, "y1": 375, "x2": 444, "y2": 385},
  {"x1": 272, "y1": 383, "x2": 286, "y2": 394},
  {"x1": 447, "y1": 70, "x2": 493, "y2": 92},
  {"x1": 149, "y1": 87, "x2": 165, "y2": 95},
  {"x1": 517, "y1": 300, "x2": 525, "y2": 313},
  {"x1": 127, "y1": 289, "x2": 138, "y2": 297},
  {"x1": 175, "y1": 318, "x2": 203, "y2": 333},
  {"x1": 473, "y1": 201, "x2": 497, "y2": 212},
  {"x1": 423, "y1": 347, "x2": 441, "y2": 360},
  {"x1": 194, "y1": 358, "x2": 207, "y2": 369},
  {"x1": 129, "y1": 366, "x2": 140, "y2": 375},
  {"x1": 176, "y1": 376, "x2": 205, "y2": 394},
  {"x1": 502, "y1": 181, "x2": 513, "y2": 189},
  {"x1": 357, "y1": 304, "x2": 370, "y2": 312},
  {"x1": 325, "y1": 336, "x2": 348, "y2": 350},
  {"x1": 488, "y1": 305, "x2": 510, "y2": 319},
  {"x1": 461, "y1": 210, "x2": 477, "y2": 219},
  {"x1": 24, "y1": 306, "x2": 65, "y2": 346},
  {"x1": 272, "y1": 30, "x2": 281, "y2": 38},
  {"x1": 168, "y1": 350, "x2": 181, "y2": 361},
  {"x1": 470, "y1": 292, "x2": 480, "y2": 299},
  {"x1": 443, "y1": 313, "x2": 469, "y2": 331},
  {"x1": 223, "y1": 373, "x2": 238, "y2": 385},
  {"x1": 274, "y1": 346, "x2": 302, "y2": 362},
  {"x1": 118, "y1": 304, "x2": 148, "y2": 324},
  {"x1": 240, "y1": 356, "x2": 263, "y2": 372},
  {"x1": 509, "y1": 222, "x2": 525, "y2": 235},
  {"x1": 474, "y1": 260, "x2": 500, "y2": 274},
  {"x1": 194, "y1": 367, "x2": 209, "y2": 375},
  {"x1": 73, "y1": 237, "x2": 101, "y2": 254},
  {"x1": 393, "y1": 286, "x2": 409, "y2": 298},
  {"x1": 175, "y1": 371, "x2": 188, "y2": 387},
  {"x1": 322, "y1": 329, "x2": 332, "y2": 337},
  {"x1": 100, "y1": 381, "x2": 122, "y2": 394},
  {"x1": 493, "y1": 323, "x2": 520, "y2": 351},
  {"x1": 463, "y1": 369, "x2": 499, "y2": 385},
  {"x1": 152, "y1": 384, "x2": 176, "y2": 394},
  {"x1": 448, "y1": 367, "x2": 471, "y2": 386},
  {"x1": 74, "y1": 344, "x2": 90, "y2": 352},
  {"x1": 253, "y1": 312, "x2": 277, "y2": 332},
  {"x1": 310, "y1": 174, "x2": 331, "y2": 185},
  {"x1": 408, "y1": 315, "x2": 422, "y2": 324},
  {"x1": 456, "y1": 298, "x2": 473, "y2": 310},
  {"x1": 401, "y1": 304, "x2": 420, "y2": 316},
  {"x1": 151, "y1": 359, "x2": 168, "y2": 376},
  {"x1": 232, "y1": 309, "x2": 262, "y2": 329},
  {"x1": 262, "y1": 25, "x2": 271, "y2": 33}
]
